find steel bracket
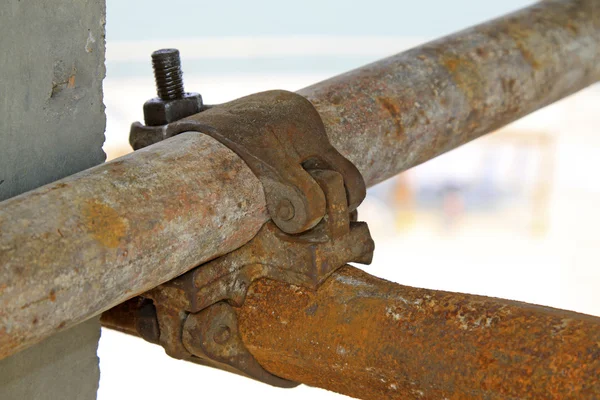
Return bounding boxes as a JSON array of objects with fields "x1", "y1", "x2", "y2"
[{"x1": 121, "y1": 89, "x2": 374, "y2": 387}]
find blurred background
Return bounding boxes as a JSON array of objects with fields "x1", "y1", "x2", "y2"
[{"x1": 98, "y1": 1, "x2": 600, "y2": 399}]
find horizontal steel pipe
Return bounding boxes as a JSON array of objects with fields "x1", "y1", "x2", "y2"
[
  {"x1": 239, "y1": 266, "x2": 600, "y2": 399},
  {"x1": 2, "y1": 0, "x2": 600, "y2": 359},
  {"x1": 0, "y1": 133, "x2": 267, "y2": 359},
  {"x1": 300, "y1": 0, "x2": 600, "y2": 186}
]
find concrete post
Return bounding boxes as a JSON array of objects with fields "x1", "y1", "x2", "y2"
[{"x1": 0, "y1": 1, "x2": 106, "y2": 398}]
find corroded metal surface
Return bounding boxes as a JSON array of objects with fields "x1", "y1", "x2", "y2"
[
  {"x1": 239, "y1": 266, "x2": 600, "y2": 399},
  {"x1": 3, "y1": 0, "x2": 600, "y2": 364},
  {"x1": 300, "y1": 0, "x2": 600, "y2": 187},
  {"x1": 0, "y1": 133, "x2": 267, "y2": 359}
]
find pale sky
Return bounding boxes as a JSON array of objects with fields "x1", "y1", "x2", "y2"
[{"x1": 107, "y1": 0, "x2": 537, "y2": 41}]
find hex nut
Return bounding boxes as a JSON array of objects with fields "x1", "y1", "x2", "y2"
[{"x1": 143, "y1": 92, "x2": 203, "y2": 126}]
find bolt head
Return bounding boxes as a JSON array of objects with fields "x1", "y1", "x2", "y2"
[
  {"x1": 276, "y1": 199, "x2": 295, "y2": 221},
  {"x1": 135, "y1": 300, "x2": 160, "y2": 344},
  {"x1": 213, "y1": 325, "x2": 232, "y2": 345},
  {"x1": 143, "y1": 92, "x2": 203, "y2": 126}
]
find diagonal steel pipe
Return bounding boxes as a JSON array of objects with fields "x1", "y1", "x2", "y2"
[
  {"x1": 102, "y1": 268, "x2": 600, "y2": 398},
  {"x1": 239, "y1": 266, "x2": 600, "y2": 399},
  {"x1": 1, "y1": 0, "x2": 599, "y2": 362},
  {"x1": 301, "y1": 0, "x2": 600, "y2": 187}
]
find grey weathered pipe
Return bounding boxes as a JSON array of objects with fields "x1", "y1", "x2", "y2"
[
  {"x1": 301, "y1": 0, "x2": 600, "y2": 186},
  {"x1": 1, "y1": 0, "x2": 599, "y2": 359},
  {"x1": 0, "y1": 134, "x2": 268, "y2": 359}
]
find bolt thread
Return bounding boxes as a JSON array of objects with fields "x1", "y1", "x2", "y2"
[{"x1": 151, "y1": 49, "x2": 185, "y2": 101}]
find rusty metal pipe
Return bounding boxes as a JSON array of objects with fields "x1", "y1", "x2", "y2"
[
  {"x1": 0, "y1": 133, "x2": 268, "y2": 359},
  {"x1": 102, "y1": 264, "x2": 600, "y2": 398},
  {"x1": 239, "y1": 266, "x2": 600, "y2": 399},
  {"x1": 301, "y1": 0, "x2": 600, "y2": 186},
  {"x1": 2, "y1": 0, "x2": 600, "y2": 360}
]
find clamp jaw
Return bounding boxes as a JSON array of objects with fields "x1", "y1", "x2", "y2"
[
  {"x1": 130, "y1": 90, "x2": 366, "y2": 234},
  {"x1": 118, "y1": 68, "x2": 375, "y2": 387}
]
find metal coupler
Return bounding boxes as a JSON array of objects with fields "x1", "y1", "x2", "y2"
[{"x1": 107, "y1": 49, "x2": 375, "y2": 387}]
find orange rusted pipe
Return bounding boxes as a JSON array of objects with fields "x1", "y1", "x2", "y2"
[{"x1": 238, "y1": 266, "x2": 600, "y2": 399}]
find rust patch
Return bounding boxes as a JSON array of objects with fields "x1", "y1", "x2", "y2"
[
  {"x1": 106, "y1": 160, "x2": 128, "y2": 176},
  {"x1": 503, "y1": 23, "x2": 541, "y2": 70},
  {"x1": 566, "y1": 22, "x2": 579, "y2": 35},
  {"x1": 50, "y1": 68, "x2": 77, "y2": 97},
  {"x1": 82, "y1": 200, "x2": 127, "y2": 248},
  {"x1": 49, "y1": 289, "x2": 56, "y2": 302},
  {"x1": 444, "y1": 58, "x2": 459, "y2": 72},
  {"x1": 377, "y1": 97, "x2": 404, "y2": 136},
  {"x1": 19, "y1": 296, "x2": 49, "y2": 311},
  {"x1": 516, "y1": 43, "x2": 541, "y2": 70},
  {"x1": 67, "y1": 74, "x2": 76, "y2": 89},
  {"x1": 441, "y1": 55, "x2": 485, "y2": 109}
]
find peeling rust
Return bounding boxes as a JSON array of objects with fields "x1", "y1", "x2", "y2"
[{"x1": 239, "y1": 266, "x2": 600, "y2": 399}]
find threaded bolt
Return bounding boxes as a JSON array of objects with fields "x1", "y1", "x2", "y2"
[{"x1": 151, "y1": 49, "x2": 185, "y2": 101}]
